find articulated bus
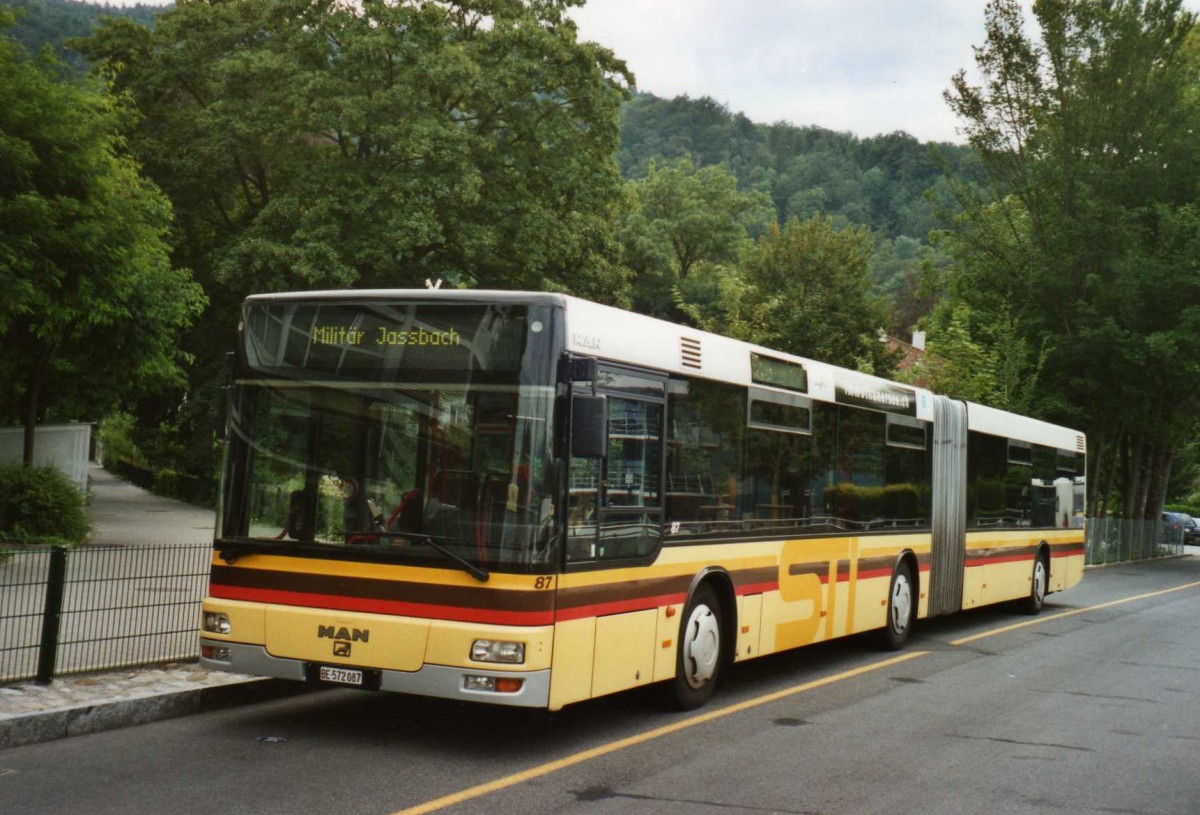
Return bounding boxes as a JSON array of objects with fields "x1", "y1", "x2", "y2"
[{"x1": 200, "y1": 289, "x2": 1086, "y2": 710}]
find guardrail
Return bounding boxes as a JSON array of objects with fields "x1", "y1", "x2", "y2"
[{"x1": 0, "y1": 543, "x2": 211, "y2": 684}]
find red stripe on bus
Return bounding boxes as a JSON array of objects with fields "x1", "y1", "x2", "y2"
[
  {"x1": 208, "y1": 585, "x2": 555, "y2": 626},
  {"x1": 1051, "y1": 546, "x2": 1085, "y2": 558},
  {"x1": 554, "y1": 592, "x2": 688, "y2": 622},
  {"x1": 856, "y1": 568, "x2": 894, "y2": 580},
  {"x1": 735, "y1": 581, "x2": 778, "y2": 595}
]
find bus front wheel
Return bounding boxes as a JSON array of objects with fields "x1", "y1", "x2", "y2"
[{"x1": 672, "y1": 584, "x2": 723, "y2": 709}]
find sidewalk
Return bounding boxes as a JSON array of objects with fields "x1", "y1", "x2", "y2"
[{"x1": 0, "y1": 466, "x2": 310, "y2": 749}]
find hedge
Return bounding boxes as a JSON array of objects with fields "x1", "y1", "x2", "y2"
[{"x1": 0, "y1": 463, "x2": 90, "y2": 545}]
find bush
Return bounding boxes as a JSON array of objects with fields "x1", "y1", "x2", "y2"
[
  {"x1": 0, "y1": 463, "x2": 90, "y2": 545},
  {"x1": 99, "y1": 411, "x2": 144, "y2": 468},
  {"x1": 153, "y1": 468, "x2": 180, "y2": 497}
]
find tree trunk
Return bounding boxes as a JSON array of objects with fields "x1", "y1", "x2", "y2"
[
  {"x1": 1143, "y1": 444, "x2": 1173, "y2": 521},
  {"x1": 1134, "y1": 441, "x2": 1157, "y2": 520},
  {"x1": 1097, "y1": 429, "x2": 1122, "y2": 518},
  {"x1": 1123, "y1": 432, "x2": 1144, "y2": 519},
  {"x1": 1089, "y1": 432, "x2": 1106, "y2": 516},
  {"x1": 21, "y1": 372, "x2": 42, "y2": 466}
]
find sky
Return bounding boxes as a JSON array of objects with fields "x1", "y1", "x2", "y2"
[{"x1": 569, "y1": 0, "x2": 989, "y2": 144}]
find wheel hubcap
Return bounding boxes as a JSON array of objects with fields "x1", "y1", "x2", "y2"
[
  {"x1": 891, "y1": 574, "x2": 911, "y2": 633},
  {"x1": 1033, "y1": 560, "x2": 1046, "y2": 602},
  {"x1": 684, "y1": 604, "x2": 720, "y2": 689}
]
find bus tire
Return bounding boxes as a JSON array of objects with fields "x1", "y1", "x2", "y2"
[
  {"x1": 881, "y1": 561, "x2": 915, "y2": 651},
  {"x1": 672, "y1": 583, "x2": 723, "y2": 710},
  {"x1": 1021, "y1": 552, "x2": 1048, "y2": 615}
]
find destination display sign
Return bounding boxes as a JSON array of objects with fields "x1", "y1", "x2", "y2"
[
  {"x1": 834, "y1": 372, "x2": 917, "y2": 416},
  {"x1": 242, "y1": 301, "x2": 543, "y2": 381}
]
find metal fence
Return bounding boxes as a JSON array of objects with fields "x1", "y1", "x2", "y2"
[
  {"x1": 0, "y1": 543, "x2": 211, "y2": 684},
  {"x1": 1084, "y1": 518, "x2": 1186, "y2": 565}
]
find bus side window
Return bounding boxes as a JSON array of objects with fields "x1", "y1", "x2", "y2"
[{"x1": 664, "y1": 379, "x2": 742, "y2": 535}]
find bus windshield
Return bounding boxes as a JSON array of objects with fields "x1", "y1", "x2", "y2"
[{"x1": 218, "y1": 299, "x2": 560, "y2": 574}]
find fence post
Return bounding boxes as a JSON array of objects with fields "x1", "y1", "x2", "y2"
[{"x1": 36, "y1": 545, "x2": 68, "y2": 684}]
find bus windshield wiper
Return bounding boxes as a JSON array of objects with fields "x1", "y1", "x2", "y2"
[
  {"x1": 409, "y1": 533, "x2": 490, "y2": 583},
  {"x1": 340, "y1": 530, "x2": 490, "y2": 583}
]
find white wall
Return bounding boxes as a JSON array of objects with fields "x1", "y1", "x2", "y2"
[{"x1": 0, "y1": 424, "x2": 93, "y2": 492}]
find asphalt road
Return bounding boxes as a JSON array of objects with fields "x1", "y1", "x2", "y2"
[{"x1": 3, "y1": 556, "x2": 1200, "y2": 815}]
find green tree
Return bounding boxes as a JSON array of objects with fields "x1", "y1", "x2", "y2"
[
  {"x1": 869, "y1": 234, "x2": 953, "y2": 335},
  {"x1": 81, "y1": 0, "x2": 632, "y2": 294},
  {"x1": 0, "y1": 16, "x2": 204, "y2": 464},
  {"x1": 78, "y1": 0, "x2": 631, "y2": 476},
  {"x1": 617, "y1": 157, "x2": 771, "y2": 319},
  {"x1": 905, "y1": 301, "x2": 1048, "y2": 414},
  {"x1": 685, "y1": 216, "x2": 895, "y2": 375},
  {"x1": 944, "y1": 0, "x2": 1200, "y2": 518}
]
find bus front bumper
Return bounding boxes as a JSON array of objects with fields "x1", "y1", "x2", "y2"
[{"x1": 199, "y1": 639, "x2": 551, "y2": 708}]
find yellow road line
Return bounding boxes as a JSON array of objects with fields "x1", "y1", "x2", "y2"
[
  {"x1": 393, "y1": 579, "x2": 1200, "y2": 814},
  {"x1": 390, "y1": 650, "x2": 928, "y2": 815},
  {"x1": 949, "y1": 579, "x2": 1200, "y2": 646}
]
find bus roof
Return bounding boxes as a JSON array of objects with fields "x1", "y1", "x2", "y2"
[{"x1": 245, "y1": 288, "x2": 1084, "y2": 450}]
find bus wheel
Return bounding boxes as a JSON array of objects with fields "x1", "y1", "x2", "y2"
[
  {"x1": 1021, "y1": 554, "x2": 1048, "y2": 615},
  {"x1": 881, "y1": 561, "x2": 914, "y2": 651},
  {"x1": 673, "y1": 584, "x2": 722, "y2": 710}
]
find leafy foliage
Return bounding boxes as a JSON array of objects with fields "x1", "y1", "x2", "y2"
[
  {"x1": 617, "y1": 158, "x2": 772, "y2": 318},
  {"x1": 618, "y1": 93, "x2": 984, "y2": 240},
  {"x1": 682, "y1": 216, "x2": 895, "y2": 375},
  {"x1": 81, "y1": 0, "x2": 632, "y2": 296},
  {"x1": 0, "y1": 17, "x2": 204, "y2": 462},
  {"x1": 0, "y1": 462, "x2": 89, "y2": 545},
  {"x1": 76, "y1": 0, "x2": 633, "y2": 479},
  {"x1": 98, "y1": 411, "x2": 144, "y2": 468},
  {"x1": 0, "y1": 0, "x2": 159, "y2": 72},
  {"x1": 617, "y1": 93, "x2": 980, "y2": 334},
  {"x1": 943, "y1": 0, "x2": 1200, "y2": 515}
]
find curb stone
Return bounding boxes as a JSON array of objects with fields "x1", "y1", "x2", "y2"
[{"x1": 0, "y1": 678, "x2": 318, "y2": 749}]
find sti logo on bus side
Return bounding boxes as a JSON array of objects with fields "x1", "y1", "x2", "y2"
[{"x1": 317, "y1": 625, "x2": 370, "y2": 643}]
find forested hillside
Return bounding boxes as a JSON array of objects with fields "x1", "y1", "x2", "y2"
[
  {"x1": 618, "y1": 93, "x2": 980, "y2": 332},
  {"x1": 3, "y1": 0, "x2": 158, "y2": 70},
  {"x1": 620, "y1": 92, "x2": 983, "y2": 241}
]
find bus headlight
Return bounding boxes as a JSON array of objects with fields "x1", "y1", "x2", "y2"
[
  {"x1": 470, "y1": 639, "x2": 525, "y2": 664},
  {"x1": 203, "y1": 612, "x2": 231, "y2": 635}
]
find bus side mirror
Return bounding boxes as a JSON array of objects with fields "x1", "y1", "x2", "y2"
[{"x1": 571, "y1": 395, "x2": 607, "y2": 458}]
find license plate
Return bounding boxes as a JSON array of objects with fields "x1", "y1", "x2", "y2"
[{"x1": 318, "y1": 666, "x2": 364, "y2": 686}]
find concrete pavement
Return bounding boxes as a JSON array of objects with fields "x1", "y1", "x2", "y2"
[
  {"x1": 0, "y1": 466, "x2": 312, "y2": 749},
  {"x1": 85, "y1": 464, "x2": 215, "y2": 546}
]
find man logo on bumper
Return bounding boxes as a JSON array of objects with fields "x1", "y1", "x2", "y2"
[
  {"x1": 318, "y1": 625, "x2": 369, "y2": 658},
  {"x1": 318, "y1": 625, "x2": 370, "y2": 642}
]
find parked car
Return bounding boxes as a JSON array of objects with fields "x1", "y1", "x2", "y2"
[
  {"x1": 1184, "y1": 515, "x2": 1200, "y2": 545},
  {"x1": 1161, "y1": 511, "x2": 1195, "y2": 544}
]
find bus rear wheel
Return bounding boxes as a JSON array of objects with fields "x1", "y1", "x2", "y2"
[
  {"x1": 881, "y1": 561, "x2": 915, "y2": 650},
  {"x1": 672, "y1": 584, "x2": 723, "y2": 710},
  {"x1": 1021, "y1": 554, "x2": 1048, "y2": 615}
]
